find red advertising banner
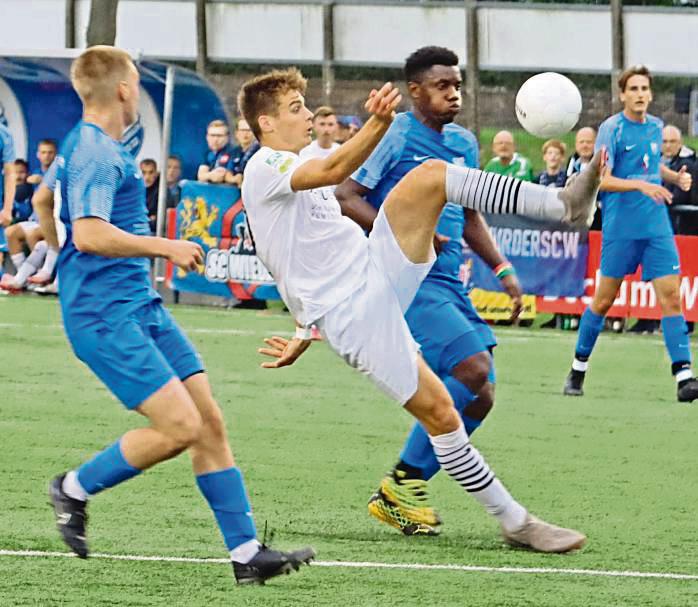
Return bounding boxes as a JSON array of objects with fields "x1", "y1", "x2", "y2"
[{"x1": 536, "y1": 231, "x2": 698, "y2": 321}]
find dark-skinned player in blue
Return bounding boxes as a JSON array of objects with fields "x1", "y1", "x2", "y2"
[{"x1": 336, "y1": 46, "x2": 523, "y2": 536}]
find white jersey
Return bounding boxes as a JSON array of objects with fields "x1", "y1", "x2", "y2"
[
  {"x1": 242, "y1": 146, "x2": 368, "y2": 326},
  {"x1": 299, "y1": 140, "x2": 340, "y2": 162}
]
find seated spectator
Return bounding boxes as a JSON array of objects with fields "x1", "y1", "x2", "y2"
[
  {"x1": 484, "y1": 130, "x2": 534, "y2": 181},
  {"x1": 662, "y1": 124, "x2": 698, "y2": 234},
  {"x1": 197, "y1": 119, "x2": 237, "y2": 185},
  {"x1": 166, "y1": 155, "x2": 182, "y2": 208},
  {"x1": 300, "y1": 106, "x2": 340, "y2": 161},
  {"x1": 536, "y1": 139, "x2": 567, "y2": 187},
  {"x1": 26, "y1": 139, "x2": 57, "y2": 185},
  {"x1": 228, "y1": 118, "x2": 260, "y2": 186},
  {"x1": 140, "y1": 158, "x2": 160, "y2": 234},
  {"x1": 12, "y1": 159, "x2": 34, "y2": 222}
]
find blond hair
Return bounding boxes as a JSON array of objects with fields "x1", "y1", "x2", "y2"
[
  {"x1": 207, "y1": 119, "x2": 229, "y2": 133},
  {"x1": 238, "y1": 68, "x2": 308, "y2": 140},
  {"x1": 542, "y1": 139, "x2": 566, "y2": 156},
  {"x1": 70, "y1": 46, "x2": 134, "y2": 105}
]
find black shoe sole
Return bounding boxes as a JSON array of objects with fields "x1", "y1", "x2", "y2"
[
  {"x1": 235, "y1": 548, "x2": 316, "y2": 585},
  {"x1": 48, "y1": 476, "x2": 89, "y2": 559}
]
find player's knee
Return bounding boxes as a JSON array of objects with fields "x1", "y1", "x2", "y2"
[
  {"x1": 415, "y1": 159, "x2": 447, "y2": 185},
  {"x1": 167, "y1": 411, "x2": 203, "y2": 452},
  {"x1": 592, "y1": 294, "x2": 615, "y2": 314},
  {"x1": 452, "y1": 352, "x2": 491, "y2": 395},
  {"x1": 199, "y1": 402, "x2": 228, "y2": 445},
  {"x1": 424, "y1": 391, "x2": 459, "y2": 435}
]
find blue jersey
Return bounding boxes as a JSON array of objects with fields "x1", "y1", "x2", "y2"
[
  {"x1": 596, "y1": 112, "x2": 672, "y2": 240},
  {"x1": 352, "y1": 112, "x2": 479, "y2": 285},
  {"x1": 205, "y1": 144, "x2": 236, "y2": 172},
  {"x1": 56, "y1": 121, "x2": 159, "y2": 330},
  {"x1": 0, "y1": 123, "x2": 16, "y2": 198}
]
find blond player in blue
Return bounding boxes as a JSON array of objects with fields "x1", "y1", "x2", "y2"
[
  {"x1": 564, "y1": 65, "x2": 697, "y2": 402},
  {"x1": 45, "y1": 46, "x2": 314, "y2": 585}
]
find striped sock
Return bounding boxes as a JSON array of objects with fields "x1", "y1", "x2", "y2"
[{"x1": 429, "y1": 423, "x2": 527, "y2": 532}]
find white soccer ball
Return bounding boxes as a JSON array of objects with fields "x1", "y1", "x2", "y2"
[{"x1": 515, "y1": 72, "x2": 582, "y2": 138}]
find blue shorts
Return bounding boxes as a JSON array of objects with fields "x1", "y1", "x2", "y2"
[
  {"x1": 601, "y1": 236, "x2": 680, "y2": 282},
  {"x1": 67, "y1": 302, "x2": 204, "y2": 409},
  {"x1": 405, "y1": 280, "x2": 496, "y2": 384}
]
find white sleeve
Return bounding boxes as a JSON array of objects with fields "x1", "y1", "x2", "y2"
[{"x1": 255, "y1": 150, "x2": 303, "y2": 202}]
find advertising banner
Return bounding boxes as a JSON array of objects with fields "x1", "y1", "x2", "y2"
[
  {"x1": 536, "y1": 231, "x2": 698, "y2": 321},
  {"x1": 172, "y1": 181, "x2": 280, "y2": 301}
]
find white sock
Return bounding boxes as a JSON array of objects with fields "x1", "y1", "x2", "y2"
[
  {"x1": 572, "y1": 358, "x2": 589, "y2": 372},
  {"x1": 14, "y1": 241, "x2": 47, "y2": 287},
  {"x1": 230, "y1": 538, "x2": 261, "y2": 564},
  {"x1": 676, "y1": 368, "x2": 692, "y2": 383},
  {"x1": 429, "y1": 423, "x2": 527, "y2": 533},
  {"x1": 62, "y1": 470, "x2": 89, "y2": 502},
  {"x1": 445, "y1": 164, "x2": 565, "y2": 221},
  {"x1": 10, "y1": 252, "x2": 26, "y2": 271},
  {"x1": 40, "y1": 246, "x2": 59, "y2": 276}
]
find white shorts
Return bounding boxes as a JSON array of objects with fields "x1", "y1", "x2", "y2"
[
  {"x1": 316, "y1": 207, "x2": 435, "y2": 405},
  {"x1": 18, "y1": 221, "x2": 39, "y2": 234}
]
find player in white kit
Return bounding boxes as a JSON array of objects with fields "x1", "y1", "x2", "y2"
[{"x1": 240, "y1": 68, "x2": 603, "y2": 552}]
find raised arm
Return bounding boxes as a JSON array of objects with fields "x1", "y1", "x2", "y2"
[
  {"x1": 335, "y1": 178, "x2": 378, "y2": 232},
  {"x1": 290, "y1": 83, "x2": 401, "y2": 192}
]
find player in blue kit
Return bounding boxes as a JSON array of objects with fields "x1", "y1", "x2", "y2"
[
  {"x1": 336, "y1": 46, "x2": 523, "y2": 536},
  {"x1": 0, "y1": 121, "x2": 17, "y2": 265},
  {"x1": 563, "y1": 65, "x2": 698, "y2": 402},
  {"x1": 45, "y1": 46, "x2": 313, "y2": 585}
]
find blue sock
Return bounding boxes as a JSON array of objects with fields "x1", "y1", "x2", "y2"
[
  {"x1": 575, "y1": 308, "x2": 605, "y2": 360},
  {"x1": 400, "y1": 376, "x2": 477, "y2": 481},
  {"x1": 661, "y1": 315, "x2": 692, "y2": 370},
  {"x1": 196, "y1": 467, "x2": 257, "y2": 551},
  {"x1": 76, "y1": 439, "x2": 141, "y2": 496}
]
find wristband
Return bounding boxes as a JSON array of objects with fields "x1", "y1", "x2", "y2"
[
  {"x1": 494, "y1": 262, "x2": 515, "y2": 280},
  {"x1": 295, "y1": 326, "x2": 313, "y2": 340}
]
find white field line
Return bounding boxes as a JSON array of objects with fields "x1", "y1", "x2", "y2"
[{"x1": 0, "y1": 549, "x2": 696, "y2": 582}]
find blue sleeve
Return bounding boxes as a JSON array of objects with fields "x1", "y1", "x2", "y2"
[
  {"x1": 42, "y1": 160, "x2": 58, "y2": 192},
  {"x1": 351, "y1": 126, "x2": 405, "y2": 190},
  {"x1": 0, "y1": 126, "x2": 16, "y2": 164},
  {"x1": 595, "y1": 118, "x2": 617, "y2": 171},
  {"x1": 67, "y1": 140, "x2": 123, "y2": 222},
  {"x1": 467, "y1": 136, "x2": 479, "y2": 169}
]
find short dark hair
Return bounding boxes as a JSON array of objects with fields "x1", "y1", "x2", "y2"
[
  {"x1": 168, "y1": 154, "x2": 181, "y2": 164},
  {"x1": 618, "y1": 65, "x2": 652, "y2": 92},
  {"x1": 14, "y1": 158, "x2": 28, "y2": 170},
  {"x1": 404, "y1": 46, "x2": 459, "y2": 83},
  {"x1": 38, "y1": 139, "x2": 57, "y2": 149},
  {"x1": 140, "y1": 158, "x2": 157, "y2": 170}
]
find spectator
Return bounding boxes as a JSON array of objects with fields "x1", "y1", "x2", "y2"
[
  {"x1": 27, "y1": 139, "x2": 57, "y2": 185},
  {"x1": 566, "y1": 127, "x2": 596, "y2": 177},
  {"x1": 662, "y1": 125, "x2": 698, "y2": 233},
  {"x1": 166, "y1": 155, "x2": 182, "y2": 208},
  {"x1": 140, "y1": 158, "x2": 160, "y2": 234},
  {"x1": 484, "y1": 130, "x2": 534, "y2": 181},
  {"x1": 300, "y1": 106, "x2": 340, "y2": 161},
  {"x1": 197, "y1": 119, "x2": 237, "y2": 185},
  {"x1": 335, "y1": 116, "x2": 362, "y2": 144},
  {"x1": 228, "y1": 118, "x2": 260, "y2": 186},
  {"x1": 536, "y1": 139, "x2": 567, "y2": 187},
  {"x1": 12, "y1": 159, "x2": 34, "y2": 222}
]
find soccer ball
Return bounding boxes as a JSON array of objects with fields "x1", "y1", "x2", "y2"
[{"x1": 515, "y1": 73, "x2": 582, "y2": 138}]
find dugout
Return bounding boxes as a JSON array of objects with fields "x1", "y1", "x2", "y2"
[{"x1": 0, "y1": 52, "x2": 227, "y2": 180}]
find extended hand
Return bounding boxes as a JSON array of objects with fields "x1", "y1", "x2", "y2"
[
  {"x1": 166, "y1": 239, "x2": 204, "y2": 271},
  {"x1": 501, "y1": 274, "x2": 524, "y2": 321},
  {"x1": 0, "y1": 209, "x2": 11, "y2": 227},
  {"x1": 364, "y1": 82, "x2": 402, "y2": 123},
  {"x1": 677, "y1": 165, "x2": 692, "y2": 192},
  {"x1": 640, "y1": 182, "x2": 673, "y2": 205},
  {"x1": 259, "y1": 335, "x2": 311, "y2": 369}
]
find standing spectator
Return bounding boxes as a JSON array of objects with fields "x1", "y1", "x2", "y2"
[
  {"x1": 197, "y1": 119, "x2": 237, "y2": 185},
  {"x1": 27, "y1": 139, "x2": 58, "y2": 185},
  {"x1": 166, "y1": 155, "x2": 182, "y2": 208},
  {"x1": 662, "y1": 125, "x2": 698, "y2": 233},
  {"x1": 335, "y1": 116, "x2": 362, "y2": 144},
  {"x1": 228, "y1": 118, "x2": 260, "y2": 186},
  {"x1": 567, "y1": 127, "x2": 596, "y2": 177},
  {"x1": 300, "y1": 106, "x2": 340, "y2": 161},
  {"x1": 140, "y1": 158, "x2": 160, "y2": 234},
  {"x1": 484, "y1": 130, "x2": 534, "y2": 181},
  {"x1": 536, "y1": 139, "x2": 567, "y2": 187}
]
